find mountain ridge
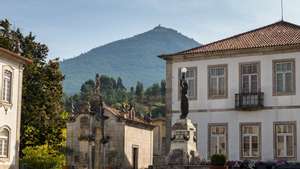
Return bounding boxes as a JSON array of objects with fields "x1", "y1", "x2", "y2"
[{"x1": 61, "y1": 26, "x2": 200, "y2": 94}]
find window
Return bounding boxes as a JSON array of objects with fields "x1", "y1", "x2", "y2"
[
  {"x1": 240, "y1": 62, "x2": 260, "y2": 93},
  {"x1": 0, "y1": 128, "x2": 9, "y2": 158},
  {"x1": 274, "y1": 122, "x2": 296, "y2": 160},
  {"x1": 2, "y1": 70, "x2": 12, "y2": 103},
  {"x1": 208, "y1": 124, "x2": 227, "y2": 157},
  {"x1": 240, "y1": 123, "x2": 261, "y2": 159},
  {"x1": 273, "y1": 59, "x2": 295, "y2": 95},
  {"x1": 208, "y1": 65, "x2": 227, "y2": 99},
  {"x1": 178, "y1": 67, "x2": 197, "y2": 99}
]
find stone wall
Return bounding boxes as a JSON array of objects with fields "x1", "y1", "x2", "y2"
[{"x1": 124, "y1": 124, "x2": 153, "y2": 169}]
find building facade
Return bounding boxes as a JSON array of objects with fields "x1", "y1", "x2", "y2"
[
  {"x1": 152, "y1": 117, "x2": 166, "y2": 164},
  {"x1": 67, "y1": 103, "x2": 154, "y2": 169},
  {"x1": 160, "y1": 21, "x2": 300, "y2": 161},
  {"x1": 0, "y1": 47, "x2": 31, "y2": 169}
]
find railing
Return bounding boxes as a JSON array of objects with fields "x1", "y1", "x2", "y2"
[{"x1": 235, "y1": 92, "x2": 264, "y2": 110}]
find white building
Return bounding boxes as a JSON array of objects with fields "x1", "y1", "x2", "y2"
[
  {"x1": 160, "y1": 21, "x2": 300, "y2": 161},
  {"x1": 0, "y1": 47, "x2": 31, "y2": 169}
]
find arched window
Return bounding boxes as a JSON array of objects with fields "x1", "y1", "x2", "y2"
[
  {"x1": 0, "y1": 128, "x2": 9, "y2": 158},
  {"x1": 3, "y1": 70, "x2": 12, "y2": 103}
]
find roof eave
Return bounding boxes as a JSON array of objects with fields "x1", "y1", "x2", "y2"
[
  {"x1": 160, "y1": 44, "x2": 300, "y2": 62},
  {"x1": 0, "y1": 47, "x2": 32, "y2": 64}
]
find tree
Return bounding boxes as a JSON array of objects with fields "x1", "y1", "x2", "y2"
[
  {"x1": 135, "y1": 81, "x2": 144, "y2": 102},
  {"x1": 80, "y1": 79, "x2": 95, "y2": 101},
  {"x1": 160, "y1": 80, "x2": 166, "y2": 102},
  {"x1": 130, "y1": 86, "x2": 134, "y2": 94},
  {"x1": 116, "y1": 77, "x2": 126, "y2": 91},
  {"x1": 0, "y1": 19, "x2": 65, "y2": 153}
]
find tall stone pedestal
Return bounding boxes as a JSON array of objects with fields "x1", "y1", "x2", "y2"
[{"x1": 167, "y1": 118, "x2": 199, "y2": 164}]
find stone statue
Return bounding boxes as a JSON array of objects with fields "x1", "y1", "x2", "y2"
[{"x1": 180, "y1": 71, "x2": 189, "y2": 119}]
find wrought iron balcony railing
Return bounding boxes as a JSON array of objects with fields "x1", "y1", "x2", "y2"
[{"x1": 235, "y1": 92, "x2": 264, "y2": 110}]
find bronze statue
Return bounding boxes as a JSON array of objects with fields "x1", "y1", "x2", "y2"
[{"x1": 180, "y1": 69, "x2": 189, "y2": 119}]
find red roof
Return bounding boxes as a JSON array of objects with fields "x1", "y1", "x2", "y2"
[{"x1": 161, "y1": 21, "x2": 300, "y2": 58}]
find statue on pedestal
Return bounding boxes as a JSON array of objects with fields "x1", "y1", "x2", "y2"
[
  {"x1": 180, "y1": 67, "x2": 189, "y2": 119},
  {"x1": 166, "y1": 67, "x2": 200, "y2": 165}
]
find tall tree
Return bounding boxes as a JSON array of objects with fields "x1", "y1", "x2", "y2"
[
  {"x1": 116, "y1": 77, "x2": 126, "y2": 91},
  {"x1": 80, "y1": 79, "x2": 95, "y2": 101},
  {"x1": 0, "y1": 19, "x2": 65, "y2": 153},
  {"x1": 135, "y1": 81, "x2": 144, "y2": 102}
]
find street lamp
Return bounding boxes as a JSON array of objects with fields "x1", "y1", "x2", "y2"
[{"x1": 181, "y1": 67, "x2": 187, "y2": 79}]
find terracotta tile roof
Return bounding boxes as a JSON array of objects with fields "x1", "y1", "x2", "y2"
[
  {"x1": 105, "y1": 106, "x2": 155, "y2": 128},
  {"x1": 161, "y1": 21, "x2": 300, "y2": 58},
  {"x1": 68, "y1": 103, "x2": 154, "y2": 128}
]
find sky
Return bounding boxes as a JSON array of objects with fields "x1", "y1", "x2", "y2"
[{"x1": 1, "y1": 0, "x2": 300, "y2": 60}]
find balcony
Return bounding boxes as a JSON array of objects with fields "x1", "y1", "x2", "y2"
[{"x1": 235, "y1": 92, "x2": 264, "y2": 110}]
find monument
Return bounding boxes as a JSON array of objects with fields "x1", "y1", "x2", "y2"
[{"x1": 167, "y1": 67, "x2": 199, "y2": 164}]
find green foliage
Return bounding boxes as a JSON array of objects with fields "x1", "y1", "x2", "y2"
[
  {"x1": 116, "y1": 77, "x2": 126, "y2": 91},
  {"x1": 135, "y1": 81, "x2": 144, "y2": 102},
  {"x1": 20, "y1": 145, "x2": 65, "y2": 169},
  {"x1": 65, "y1": 76, "x2": 166, "y2": 118},
  {"x1": 210, "y1": 154, "x2": 226, "y2": 166},
  {"x1": 0, "y1": 19, "x2": 65, "y2": 155},
  {"x1": 80, "y1": 79, "x2": 95, "y2": 101}
]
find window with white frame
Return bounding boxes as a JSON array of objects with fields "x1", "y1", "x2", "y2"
[
  {"x1": 178, "y1": 67, "x2": 197, "y2": 99},
  {"x1": 208, "y1": 65, "x2": 227, "y2": 99},
  {"x1": 209, "y1": 124, "x2": 227, "y2": 157},
  {"x1": 240, "y1": 123, "x2": 260, "y2": 159},
  {"x1": 0, "y1": 128, "x2": 9, "y2": 158},
  {"x1": 273, "y1": 59, "x2": 295, "y2": 95},
  {"x1": 2, "y1": 70, "x2": 12, "y2": 103},
  {"x1": 240, "y1": 63, "x2": 260, "y2": 93},
  {"x1": 274, "y1": 122, "x2": 296, "y2": 159}
]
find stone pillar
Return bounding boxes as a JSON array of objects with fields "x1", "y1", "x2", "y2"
[{"x1": 167, "y1": 118, "x2": 198, "y2": 164}]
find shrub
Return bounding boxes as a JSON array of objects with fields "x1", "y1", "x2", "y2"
[
  {"x1": 210, "y1": 154, "x2": 226, "y2": 166},
  {"x1": 20, "y1": 144, "x2": 65, "y2": 169}
]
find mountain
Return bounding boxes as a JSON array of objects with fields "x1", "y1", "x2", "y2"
[{"x1": 61, "y1": 25, "x2": 200, "y2": 94}]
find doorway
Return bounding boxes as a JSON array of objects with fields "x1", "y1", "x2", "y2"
[{"x1": 132, "y1": 147, "x2": 139, "y2": 169}]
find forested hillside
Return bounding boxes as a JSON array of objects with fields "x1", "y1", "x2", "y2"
[{"x1": 61, "y1": 25, "x2": 200, "y2": 94}]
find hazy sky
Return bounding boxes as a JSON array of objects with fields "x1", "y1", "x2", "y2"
[{"x1": 1, "y1": 0, "x2": 300, "y2": 60}]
